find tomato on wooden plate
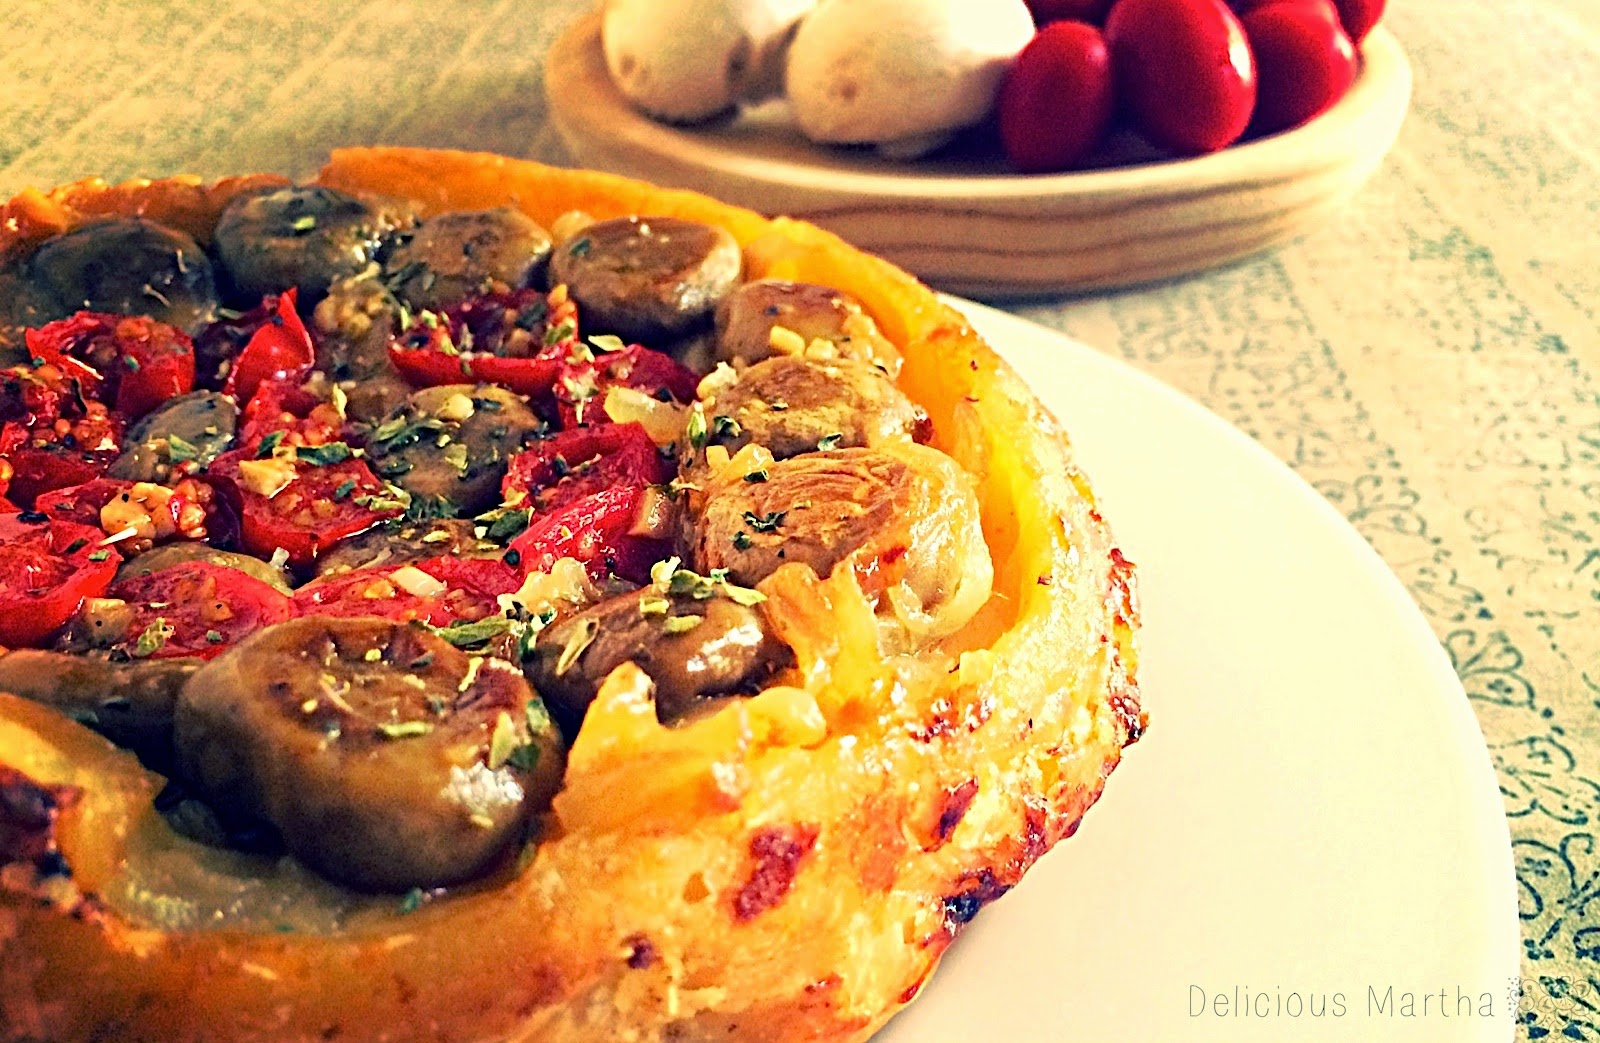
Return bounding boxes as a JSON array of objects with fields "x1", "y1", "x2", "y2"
[
  {"x1": 107, "y1": 560, "x2": 294, "y2": 659},
  {"x1": 502, "y1": 422, "x2": 670, "y2": 513},
  {"x1": 0, "y1": 513, "x2": 120, "y2": 648},
  {"x1": 207, "y1": 446, "x2": 402, "y2": 566},
  {"x1": 1105, "y1": 0, "x2": 1258, "y2": 155},
  {"x1": 998, "y1": 20, "x2": 1117, "y2": 173}
]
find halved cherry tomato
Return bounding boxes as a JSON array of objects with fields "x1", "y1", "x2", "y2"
[
  {"x1": 24, "y1": 312, "x2": 196, "y2": 421},
  {"x1": 1105, "y1": 0, "x2": 1258, "y2": 155},
  {"x1": 1026, "y1": 0, "x2": 1114, "y2": 25},
  {"x1": 502, "y1": 422, "x2": 670, "y2": 513},
  {"x1": 0, "y1": 513, "x2": 121, "y2": 648},
  {"x1": 292, "y1": 554, "x2": 517, "y2": 626},
  {"x1": 237, "y1": 376, "x2": 345, "y2": 453},
  {"x1": 1243, "y1": 0, "x2": 1357, "y2": 136},
  {"x1": 223, "y1": 289, "x2": 315, "y2": 403},
  {"x1": 106, "y1": 561, "x2": 295, "y2": 660},
  {"x1": 389, "y1": 289, "x2": 566, "y2": 399},
  {"x1": 998, "y1": 20, "x2": 1117, "y2": 173},
  {"x1": 1, "y1": 443, "x2": 121, "y2": 510},
  {"x1": 508, "y1": 483, "x2": 670, "y2": 584},
  {"x1": 207, "y1": 447, "x2": 402, "y2": 566},
  {"x1": 38, "y1": 477, "x2": 137, "y2": 528},
  {"x1": 553, "y1": 343, "x2": 699, "y2": 429}
]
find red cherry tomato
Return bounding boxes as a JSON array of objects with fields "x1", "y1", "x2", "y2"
[
  {"x1": 1331, "y1": 0, "x2": 1383, "y2": 43},
  {"x1": 509, "y1": 483, "x2": 670, "y2": 584},
  {"x1": 1, "y1": 443, "x2": 121, "y2": 509},
  {"x1": 108, "y1": 561, "x2": 295, "y2": 660},
  {"x1": 1105, "y1": 0, "x2": 1257, "y2": 155},
  {"x1": 25, "y1": 313, "x2": 196, "y2": 421},
  {"x1": 0, "y1": 513, "x2": 120, "y2": 648},
  {"x1": 223, "y1": 289, "x2": 315, "y2": 403},
  {"x1": 293, "y1": 554, "x2": 516, "y2": 626},
  {"x1": 998, "y1": 21, "x2": 1116, "y2": 173},
  {"x1": 207, "y1": 448, "x2": 402, "y2": 566},
  {"x1": 1243, "y1": 0, "x2": 1357, "y2": 136},
  {"x1": 1026, "y1": 0, "x2": 1114, "y2": 25},
  {"x1": 237, "y1": 376, "x2": 345, "y2": 453},
  {"x1": 502, "y1": 422, "x2": 670, "y2": 514}
]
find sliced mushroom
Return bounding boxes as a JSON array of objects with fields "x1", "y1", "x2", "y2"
[
  {"x1": 174, "y1": 616, "x2": 565, "y2": 892},
  {"x1": 0, "y1": 649, "x2": 200, "y2": 770},
  {"x1": 310, "y1": 272, "x2": 414, "y2": 422},
  {"x1": 548, "y1": 217, "x2": 742, "y2": 343},
  {"x1": 713, "y1": 278, "x2": 901, "y2": 374},
  {"x1": 526, "y1": 586, "x2": 790, "y2": 726},
  {"x1": 108, "y1": 391, "x2": 239, "y2": 483},
  {"x1": 690, "y1": 441, "x2": 993, "y2": 640},
  {"x1": 114, "y1": 542, "x2": 294, "y2": 595},
  {"x1": 705, "y1": 355, "x2": 927, "y2": 459},
  {"x1": 21, "y1": 218, "x2": 220, "y2": 334},
  {"x1": 311, "y1": 518, "x2": 496, "y2": 579},
  {"x1": 383, "y1": 208, "x2": 553, "y2": 311},
  {"x1": 365, "y1": 384, "x2": 545, "y2": 517},
  {"x1": 212, "y1": 186, "x2": 407, "y2": 303}
]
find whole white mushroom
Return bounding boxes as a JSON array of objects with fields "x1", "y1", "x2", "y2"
[
  {"x1": 602, "y1": 0, "x2": 818, "y2": 123},
  {"x1": 784, "y1": 0, "x2": 1036, "y2": 156}
]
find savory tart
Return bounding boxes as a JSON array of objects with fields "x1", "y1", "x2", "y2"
[{"x1": 0, "y1": 148, "x2": 1143, "y2": 1042}]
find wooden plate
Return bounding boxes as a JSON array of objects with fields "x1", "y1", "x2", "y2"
[{"x1": 545, "y1": 11, "x2": 1412, "y2": 299}]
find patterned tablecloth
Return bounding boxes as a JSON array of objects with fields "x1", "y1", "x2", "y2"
[{"x1": 1, "y1": 1, "x2": 1594, "y2": 1038}]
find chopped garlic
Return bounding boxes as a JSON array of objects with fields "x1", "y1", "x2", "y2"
[
  {"x1": 603, "y1": 385, "x2": 685, "y2": 446},
  {"x1": 390, "y1": 566, "x2": 448, "y2": 598},
  {"x1": 236, "y1": 457, "x2": 299, "y2": 499},
  {"x1": 496, "y1": 557, "x2": 598, "y2": 617},
  {"x1": 695, "y1": 361, "x2": 739, "y2": 401},
  {"x1": 768, "y1": 325, "x2": 807, "y2": 356},
  {"x1": 434, "y1": 392, "x2": 475, "y2": 423},
  {"x1": 550, "y1": 210, "x2": 594, "y2": 245}
]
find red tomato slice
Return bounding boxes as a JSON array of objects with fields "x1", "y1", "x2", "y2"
[
  {"x1": 501, "y1": 422, "x2": 670, "y2": 514},
  {"x1": 1105, "y1": 0, "x2": 1258, "y2": 155},
  {"x1": 0, "y1": 514, "x2": 120, "y2": 648},
  {"x1": 24, "y1": 312, "x2": 196, "y2": 421},
  {"x1": 553, "y1": 344, "x2": 700, "y2": 429},
  {"x1": 3, "y1": 443, "x2": 121, "y2": 510},
  {"x1": 508, "y1": 483, "x2": 671, "y2": 584},
  {"x1": 223, "y1": 289, "x2": 315, "y2": 402},
  {"x1": 237, "y1": 376, "x2": 345, "y2": 453},
  {"x1": 37, "y1": 477, "x2": 136, "y2": 528},
  {"x1": 207, "y1": 448, "x2": 402, "y2": 566},
  {"x1": 389, "y1": 289, "x2": 567, "y2": 400},
  {"x1": 293, "y1": 554, "x2": 517, "y2": 626},
  {"x1": 108, "y1": 561, "x2": 294, "y2": 660}
]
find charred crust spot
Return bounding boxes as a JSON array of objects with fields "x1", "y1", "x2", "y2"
[
  {"x1": 0, "y1": 765, "x2": 80, "y2": 881},
  {"x1": 929, "y1": 779, "x2": 979, "y2": 850},
  {"x1": 624, "y1": 933, "x2": 658, "y2": 970},
  {"x1": 805, "y1": 974, "x2": 842, "y2": 996},
  {"x1": 732, "y1": 824, "x2": 819, "y2": 922},
  {"x1": 941, "y1": 869, "x2": 1010, "y2": 934}
]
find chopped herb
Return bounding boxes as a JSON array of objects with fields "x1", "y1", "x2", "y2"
[
  {"x1": 743, "y1": 510, "x2": 786, "y2": 532},
  {"x1": 166, "y1": 433, "x2": 201, "y2": 462},
  {"x1": 663, "y1": 614, "x2": 704, "y2": 635},
  {"x1": 131, "y1": 618, "x2": 171, "y2": 658},
  {"x1": 486, "y1": 507, "x2": 532, "y2": 542},
  {"x1": 420, "y1": 529, "x2": 453, "y2": 544},
  {"x1": 375, "y1": 457, "x2": 414, "y2": 479},
  {"x1": 63, "y1": 537, "x2": 88, "y2": 554},
  {"x1": 205, "y1": 630, "x2": 224, "y2": 645},
  {"x1": 399, "y1": 888, "x2": 426, "y2": 913},
  {"x1": 332, "y1": 478, "x2": 357, "y2": 499},
  {"x1": 371, "y1": 415, "x2": 410, "y2": 443},
  {"x1": 289, "y1": 214, "x2": 318, "y2": 233},
  {"x1": 588, "y1": 334, "x2": 625, "y2": 353},
  {"x1": 123, "y1": 355, "x2": 141, "y2": 373},
  {"x1": 442, "y1": 441, "x2": 470, "y2": 476},
  {"x1": 711, "y1": 414, "x2": 742, "y2": 439},
  {"x1": 543, "y1": 319, "x2": 576, "y2": 346},
  {"x1": 817, "y1": 432, "x2": 843, "y2": 451},
  {"x1": 685, "y1": 408, "x2": 708, "y2": 450},
  {"x1": 487, "y1": 711, "x2": 518, "y2": 770},
  {"x1": 743, "y1": 468, "x2": 769, "y2": 483},
  {"x1": 362, "y1": 647, "x2": 383, "y2": 662},
  {"x1": 404, "y1": 493, "x2": 458, "y2": 522},
  {"x1": 553, "y1": 617, "x2": 599, "y2": 677},
  {"x1": 732, "y1": 531, "x2": 753, "y2": 550},
  {"x1": 377, "y1": 720, "x2": 434, "y2": 740},
  {"x1": 526, "y1": 697, "x2": 553, "y2": 735},
  {"x1": 431, "y1": 616, "x2": 514, "y2": 649},
  {"x1": 256, "y1": 431, "x2": 286, "y2": 458},
  {"x1": 550, "y1": 455, "x2": 570, "y2": 479},
  {"x1": 638, "y1": 594, "x2": 671, "y2": 616},
  {"x1": 87, "y1": 549, "x2": 111, "y2": 562},
  {"x1": 722, "y1": 584, "x2": 767, "y2": 607},
  {"x1": 297, "y1": 442, "x2": 353, "y2": 466},
  {"x1": 410, "y1": 652, "x2": 435, "y2": 670},
  {"x1": 506, "y1": 743, "x2": 541, "y2": 772},
  {"x1": 568, "y1": 237, "x2": 592, "y2": 257}
]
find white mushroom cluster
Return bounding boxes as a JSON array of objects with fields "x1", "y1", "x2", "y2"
[{"x1": 600, "y1": 0, "x2": 1036, "y2": 157}]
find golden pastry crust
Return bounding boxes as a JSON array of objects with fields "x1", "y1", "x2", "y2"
[{"x1": 0, "y1": 148, "x2": 1142, "y2": 1043}]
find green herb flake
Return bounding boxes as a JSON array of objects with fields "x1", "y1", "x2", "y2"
[
  {"x1": 88, "y1": 549, "x2": 111, "y2": 562},
  {"x1": 410, "y1": 652, "x2": 435, "y2": 670},
  {"x1": 722, "y1": 584, "x2": 767, "y2": 607},
  {"x1": 663, "y1": 614, "x2": 704, "y2": 635},
  {"x1": 432, "y1": 616, "x2": 514, "y2": 649},
  {"x1": 399, "y1": 887, "x2": 426, "y2": 914},
  {"x1": 732, "y1": 531, "x2": 753, "y2": 550},
  {"x1": 289, "y1": 214, "x2": 318, "y2": 233},
  {"x1": 297, "y1": 442, "x2": 353, "y2": 466},
  {"x1": 131, "y1": 618, "x2": 171, "y2": 658},
  {"x1": 639, "y1": 594, "x2": 671, "y2": 617},
  {"x1": 256, "y1": 431, "x2": 286, "y2": 458},
  {"x1": 543, "y1": 319, "x2": 576, "y2": 347},
  {"x1": 487, "y1": 710, "x2": 518, "y2": 770},
  {"x1": 588, "y1": 334, "x2": 626, "y2": 353},
  {"x1": 486, "y1": 508, "x2": 532, "y2": 543},
  {"x1": 205, "y1": 630, "x2": 224, "y2": 645},
  {"x1": 711, "y1": 414, "x2": 742, "y2": 439},
  {"x1": 743, "y1": 468, "x2": 769, "y2": 483},
  {"x1": 123, "y1": 355, "x2": 141, "y2": 373},
  {"x1": 685, "y1": 408, "x2": 708, "y2": 450},
  {"x1": 333, "y1": 478, "x2": 357, "y2": 499},
  {"x1": 817, "y1": 432, "x2": 843, "y2": 451},
  {"x1": 743, "y1": 509, "x2": 786, "y2": 533},
  {"x1": 443, "y1": 441, "x2": 470, "y2": 476},
  {"x1": 377, "y1": 720, "x2": 434, "y2": 740},
  {"x1": 568, "y1": 237, "x2": 592, "y2": 257},
  {"x1": 166, "y1": 433, "x2": 201, "y2": 462},
  {"x1": 554, "y1": 617, "x2": 599, "y2": 677},
  {"x1": 63, "y1": 537, "x2": 88, "y2": 555},
  {"x1": 506, "y1": 743, "x2": 541, "y2": 772}
]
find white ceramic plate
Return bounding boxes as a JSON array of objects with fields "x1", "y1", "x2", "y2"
[
  {"x1": 875, "y1": 301, "x2": 1520, "y2": 1042},
  {"x1": 547, "y1": 14, "x2": 1412, "y2": 298}
]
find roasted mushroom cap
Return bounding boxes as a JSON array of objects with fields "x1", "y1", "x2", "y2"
[
  {"x1": 173, "y1": 616, "x2": 565, "y2": 892},
  {"x1": 705, "y1": 355, "x2": 927, "y2": 459},
  {"x1": 212, "y1": 186, "x2": 405, "y2": 303},
  {"x1": 114, "y1": 542, "x2": 294, "y2": 595},
  {"x1": 311, "y1": 518, "x2": 496, "y2": 579},
  {"x1": 383, "y1": 208, "x2": 553, "y2": 311},
  {"x1": 108, "y1": 391, "x2": 239, "y2": 484},
  {"x1": 21, "y1": 218, "x2": 220, "y2": 334},
  {"x1": 691, "y1": 441, "x2": 993, "y2": 639},
  {"x1": 526, "y1": 586, "x2": 790, "y2": 726},
  {"x1": 549, "y1": 216, "x2": 742, "y2": 343},
  {"x1": 713, "y1": 278, "x2": 902, "y2": 374},
  {"x1": 365, "y1": 383, "x2": 545, "y2": 517}
]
